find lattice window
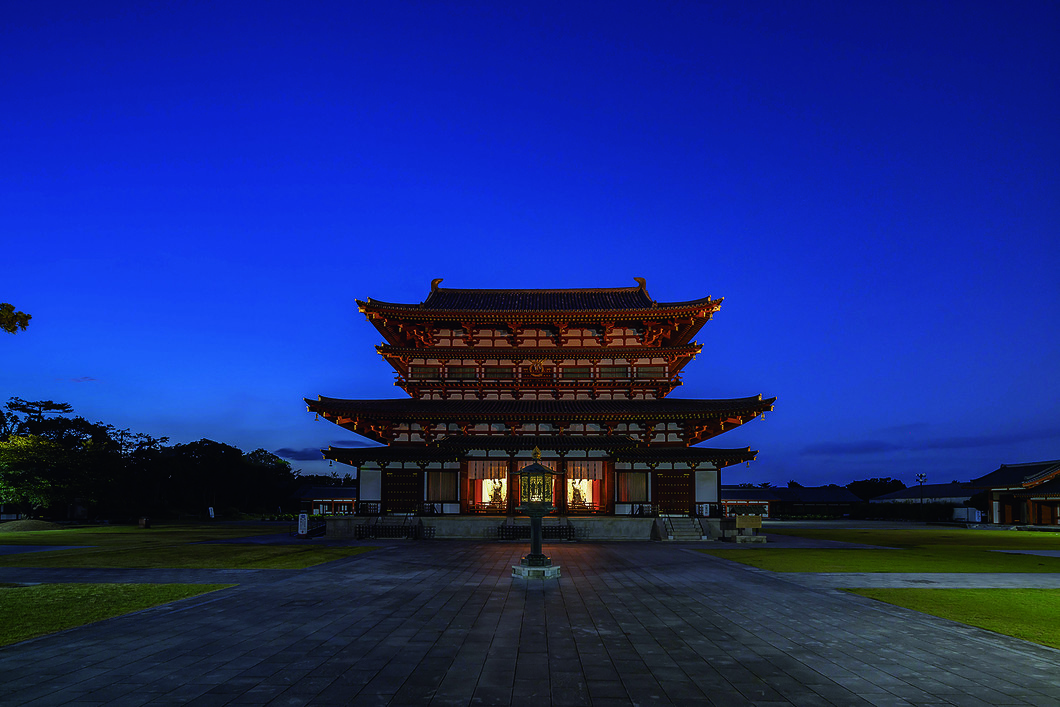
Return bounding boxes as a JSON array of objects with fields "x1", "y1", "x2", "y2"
[
  {"x1": 636, "y1": 366, "x2": 666, "y2": 379},
  {"x1": 598, "y1": 366, "x2": 629, "y2": 379},
  {"x1": 411, "y1": 366, "x2": 440, "y2": 379},
  {"x1": 446, "y1": 366, "x2": 477, "y2": 380},
  {"x1": 427, "y1": 471, "x2": 458, "y2": 501},
  {"x1": 483, "y1": 367, "x2": 515, "y2": 379},
  {"x1": 561, "y1": 366, "x2": 592, "y2": 380},
  {"x1": 616, "y1": 472, "x2": 648, "y2": 502}
]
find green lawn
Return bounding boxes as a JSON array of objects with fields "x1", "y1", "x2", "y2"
[
  {"x1": 0, "y1": 523, "x2": 376, "y2": 569},
  {"x1": 698, "y1": 527, "x2": 1060, "y2": 573},
  {"x1": 848, "y1": 588, "x2": 1060, "y2": 650},
  {"x1": 0, "y1": 583, "x2": 232, "y2": 646}
]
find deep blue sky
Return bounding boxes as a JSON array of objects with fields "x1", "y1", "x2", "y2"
[{"x1": 3, "y1": 1, "x2": 1057, "y2": 487}]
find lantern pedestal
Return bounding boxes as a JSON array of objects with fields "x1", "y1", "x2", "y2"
[
  {"x1": 512, "y1": 562, "x2": 562, "y2": 579},
  {"x1": 512, "y1": 509, "x2": 561, "y2": 579},
  {"x1": 511, "y1": 449, "x2": 562, "y2": 580}
]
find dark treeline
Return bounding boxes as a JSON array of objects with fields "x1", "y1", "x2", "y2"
[{"x1": 0, "y1": 397, "x2": 334, "y2": 521}]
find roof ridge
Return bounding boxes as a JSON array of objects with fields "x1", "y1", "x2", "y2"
[{"x1": 428, "y1": 277, "x2": 649, "y2": 294}]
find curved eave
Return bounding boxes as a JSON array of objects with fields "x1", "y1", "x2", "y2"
[
  {"x1": 323, "y1": 442, "x2": 757, "y2": 469},
  {"x1": 324, "y1": 445, "x2": 460, "y2": 465},
  {"x1": 357, "y1": 298, "x2": 722, "y2": 322},
  {"x1": 612, "y1": 447, "x2": 758, "y2": 469},
  {"x1": 434, "y1": 434, "x2": 639, "y2": 452},
  {"x1": 376, "y1": 343, "x2": 703, "y2": 359},
  {"x1": 305, "y1": 395, "x2": 775, "y2": 423}
]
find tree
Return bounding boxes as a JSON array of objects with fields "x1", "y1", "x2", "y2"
[
  {"x1": 846, "y1": 477, "x2": 907, "y2": 501},
  {"x1": 0, "y1": 400, "x2": 119, "y2": 517},
  {"x1": 5, "y1": 398, "x2": 74, "y2": 423},
  {"x1": 787, "y1": 480, "x2": 803, "y2": 488},
  {"x1": 0, "y1": 435, "x2": 61, "y2": 508},
  {"x1": 0, "y1": 433, "x2": 105, "y2": 513},
  {"x1": 0, "y1": 303, "x2": 31, "y2": 334}
]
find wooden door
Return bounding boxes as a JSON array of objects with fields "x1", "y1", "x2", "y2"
[
  {"x1": 383, "y1": 469, "x2": 421, "y2": 513},
  {"x1": 653, "y1": 472, "x2": 691, "y2": 514}
]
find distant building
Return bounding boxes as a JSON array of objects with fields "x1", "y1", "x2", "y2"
[
  {"x1": 295, "y1": 486, "x2": 359, "y2": 516},
  {"x1": 968, "y1": 460, "x2": 1060, "y2": 525},
  {"x1": 721, "y1": 486, "x2": 862, "y2": 518},
  {"x1": 870, "y1": 482, "x2": 973, "y2": 505}
]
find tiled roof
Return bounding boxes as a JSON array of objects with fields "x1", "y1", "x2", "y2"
[
  {"x1": 1013, "y1": 476, "x2": 1060, "y2": 497},
  {"x1": 611, "y1": 447, "x2": 757, "y2": 465},
  {"x1": 968, "y1": 460, "x2": 1060, "y2": 488},
  {"x1": 359, "y1": 280, "x2": 719, "y2": 314},
  {"x1": 871, "y1": 483, "x2": 972, "y2": 501},
  {"x1": 306, "y1": 396, "x2": 775, "y2": 421},
  {"x1": 720, "y1": 486, "x2": 862, "y2": 504},
  {"x1": 423, "y1": 286, "x2": 657, "y2": 311},
  {"x1": 720, "y1": 487, "x2": 787, "y2": 501},
  {"x1": 377, "y1": 344, "x2": 702, "y2": 359},
  {"x1": 324, "y1": 446, "x2": 460, "y2": 464},
  {"x1": 322, "y1": 439, "x2": 756, "y2": 466},
  {"x1": 294, "y1": 485, "x2": 359, "y2": 500},
  {"x1": 433, "y1": 435, "x2": 637, "y2": 451},
  {"x1": 789, "y1": 486, "x2": 863, "y2": 504}
]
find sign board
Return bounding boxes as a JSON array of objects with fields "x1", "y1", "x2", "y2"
[
  {"x1": 208, "y1": 506, "x2": 214, "y2": 519},
  {"x1": 735, "y1": 514, "x2": 762, "y2": 529},
  {"x1": 298, "y1": 513, "x2": 308, "y2": 536}
]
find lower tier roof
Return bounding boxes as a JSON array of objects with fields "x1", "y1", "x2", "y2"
[
  {"x1": 306, "y1": 395, "x2": 774, "y2": 421},
  {"x1": 323, "y1": 438, "x2": 756, "y2": 468}
]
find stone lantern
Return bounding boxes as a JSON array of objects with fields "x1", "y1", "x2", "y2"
[{"x1": 512, "y1": 448, "x2": 562, "y2": 579}]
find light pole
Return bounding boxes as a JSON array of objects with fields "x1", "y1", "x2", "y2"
[
  {"x1": 512, "y1": 448, "x2": 562, "y2": 579},
  {"x1": 916, "y1": 473, "x2": 927, "y2": 519}
]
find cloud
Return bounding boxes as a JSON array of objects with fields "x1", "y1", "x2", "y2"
[
  {"x1": 803, "y1": 441, "x2": 904, "y2": 455},
  {"x1": 274, "y1": 447, "x2": 325, "y2": 461},
  {"x1": 802, "y1": 428, "x2": 1059, "y2": 456},
  {"x1": 71, "y1": 376, "x2": 97, "y2": 383},
  {"x1": 920, "y1": 429, "x2": 1059, "y2": 450},
  {"x1": 329, "y1": 439, "x2": 379, "y2": 448}
]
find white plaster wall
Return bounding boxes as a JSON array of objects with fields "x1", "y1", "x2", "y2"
[
  {"x1": 360, "y1": 469, "x2": 381, "y2": 501},
  {"x1": 695, "y1": 469, "x2": 718, "y2": 503}
]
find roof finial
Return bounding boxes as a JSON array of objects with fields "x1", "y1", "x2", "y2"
[
  {"x1": 633, "y1": 277, "x2": 647, "y2": 290},
  {"x1": 431, "y1": 278, "x2": 443, "y2": 292}
]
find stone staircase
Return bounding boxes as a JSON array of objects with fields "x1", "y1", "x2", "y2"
[{"x1": 661, "y1": 514, "x2": 703, "y2": 541}]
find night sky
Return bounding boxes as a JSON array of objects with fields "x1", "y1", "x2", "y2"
[{"x1": 3, "y1": 1, "x2": 1057, "y2": 487}]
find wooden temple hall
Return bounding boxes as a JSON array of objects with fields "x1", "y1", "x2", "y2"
[{"x1": 304, "y1": 279, "x2": 774, "y2": 536}]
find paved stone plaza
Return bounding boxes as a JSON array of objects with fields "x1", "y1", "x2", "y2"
[{"x1": 2, "y1": 540, "x2": 1060, "y2": 706}]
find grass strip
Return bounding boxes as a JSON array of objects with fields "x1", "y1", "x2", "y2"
[
  {"x1": 0, "y1": 524, "x2": 377, "y2": 569},
  {"x1": 0, "y1": 543, "x2": 376, "y2": 569},
  {"x1": 698, "y1": 527, "x2": 1060, "y2": 573},
  {"x1": 847, "y1": 588, "x2": 1060, "y2": 650},
  {"x1": 0, "y1": 523, "x2": 284, "y2": 546},
  {"x1": 0, "y1": 583, "x2": 232, "y2": 647}
]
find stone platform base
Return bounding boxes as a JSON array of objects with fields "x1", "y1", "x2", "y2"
[
  {"x1": 735, "y1": 535, "x2": 767, "y2": 543},
  {"x1": 512, "y1": 564, "x2": 562, "y2": 579}
]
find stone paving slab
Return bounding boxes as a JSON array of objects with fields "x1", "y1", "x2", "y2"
[{"x1": 1, "y1": 542, "x2": 1059, "y2": 706}]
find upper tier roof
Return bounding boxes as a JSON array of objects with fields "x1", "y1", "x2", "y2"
[{"x1": 359, "y1": 278, "x2": 718, "y2": 314}]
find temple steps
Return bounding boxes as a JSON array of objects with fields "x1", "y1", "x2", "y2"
[{"x1": 660, "y1": 514, "x2": 703, "y2": 541}]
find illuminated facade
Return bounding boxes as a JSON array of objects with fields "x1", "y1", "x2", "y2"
[{"x1": 305, "y1": 279, "x2": 774, "y2": 516}]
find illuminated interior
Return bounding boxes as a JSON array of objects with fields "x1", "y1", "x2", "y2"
[
  {"x1": 567, "y1": 478, "x2": 593, "y2": 507},
  {"x1": 566, "y1": 460, "x2": 603, "y2": 510},
  {"x1": 482, "y1": 477, "x2": 507, "y2": 505}
]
